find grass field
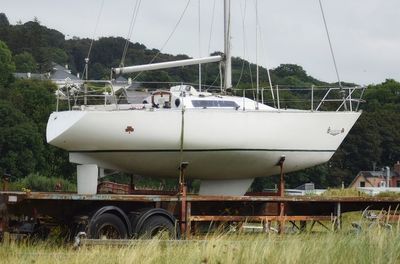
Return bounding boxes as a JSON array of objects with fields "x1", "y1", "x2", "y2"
[{"x1": 2, "y1": 227, "x2": 400, "y2": 264}]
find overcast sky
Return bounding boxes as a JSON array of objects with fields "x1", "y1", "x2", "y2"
[{"x1": 2, "y1": 0, "x2": 400, "y2": 85}]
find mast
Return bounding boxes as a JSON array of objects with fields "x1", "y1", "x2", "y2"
[
  {"x1": 198, "y1": 0, "x2": 202, "y2": 92},
  {"x1": 224, "y1": 0, "x2": 232, "y2": 91},
  {"x1": 255, "y1": 0, "x2": 259, "y2": 109}
]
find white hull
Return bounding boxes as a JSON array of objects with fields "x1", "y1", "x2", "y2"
[{"x1": 47, "y1": 109, "x2": 361, "y2": 180}]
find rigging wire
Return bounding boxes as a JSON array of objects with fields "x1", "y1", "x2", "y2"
[
  {"x1": 234, "y1": 0, "x2": 247, "y2": 88},
  {"x1": 203, "y1": 0, "x2": 217, "y2": 89},
  {"x1": 318, "y1": 0, "x2": 342, "y2": 88},
  {"x1": 132, "y1": 0, "x2": 192, "y2": 82},
  {"x1": 254, "y1": 1, "x2": 275, "y2": 107},
  {"x1": 82, "y1": 0, "x2": 105, "y2": 79},
  {"x1": 120, "y1": 0, "x2": 142, "y2": 68},
  {"x1": 207, "y1": 70, "x2": 221, "y2": 90},
  {"x1": 246, "y1": 1, "x2": 254, "y2": 92},
  {"x1": 207, "y1": 0, "x2": 217, "y2": 55},
  {"x1": 236, "y1": 0, "x2": 254, "y2": 92},
  {"x1": 248, "y1": 61, "x2": 254, "y2": 90}
]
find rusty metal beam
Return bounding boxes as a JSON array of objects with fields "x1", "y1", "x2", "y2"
[
  {"x1": 184, "y1": 195, "x2": 400, "y2": 203},
  {"x1": 189, "y1": 215, "x2": 333, "y2": 222},
  {"x1": 3, "y1": 191, "x2": 400, "y2": 203}
]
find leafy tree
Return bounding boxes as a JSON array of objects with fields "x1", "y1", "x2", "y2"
[
  {"x1": 0, "y1": 14, "x2": 10, "y2": 50},
  {"x1": 274, "y1": 64, "x2": 307, "y2": 79},
  {"x1": 13, "y1": 51, "x2": 37, "y2": 72},
  {"x1": 286, "y1": 164, "x2": 331, "y2": 188},
  {"x1": 330, "y1": 113, "x2": 382, "y2": 185},
  {"x1": 65, "y1": 37, "x2": 91, "y2": 74},
  {"x1": 38, "y1": 47, "x2": 68, "y2": 71},
  {"x1": 8, "y1": 79, "x2": 56, "y2": 131},
  {"x1": 90, "y1": 62, "x2": 109, "y2": 80},
  {"x1": 363, "y1": 79, "x2": 400, "y2": 112},
  {"x1": 0, "y1": 13, "x2": 9, "y2": 27},
  {"x1": 375, "y1": 111, "x2": 400, "y2": 165},
  {"x1": 272, "y1": 64, "x2": 323, "y2": 86},
  {"x1": 0, "y1": 19, "x2": 65, "y2": 69},
  {"x1": 0, "y1": 100, "x2": 43, "y2": 178},
  {"x1": 0, "y1": 40, "x2": 15, "y2": 87},
  {"x1": 5, "y1": 79, "x2": 74, "y2": 179}
]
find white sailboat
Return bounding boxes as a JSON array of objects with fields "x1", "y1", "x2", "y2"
[{"x1": 46, "y1": 0, "x2": 363, "y2": 195}]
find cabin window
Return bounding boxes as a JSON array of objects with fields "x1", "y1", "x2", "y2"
[
  {"x1": 359, "y1": 181, "x2": 365, "y2": 187},
  {"x1": 397, "y1": 181, "x2": 400, "y2": 187},
  {"x1": 191, "y1": 100, "x2": 239, "y2": 108}
]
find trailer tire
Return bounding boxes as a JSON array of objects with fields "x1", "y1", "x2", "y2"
[
  {"x1": 89, "y1": 213, "x2": 128, "y2": 239},
  {"x1": 138, "y1": 215, "x2": 175, "y2": 239}
]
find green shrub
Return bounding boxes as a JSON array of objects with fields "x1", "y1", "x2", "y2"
[
  {"x1": 9, "y1": 173, "x2": 76, "y2": 192},
  {"x1": 321, "y1": 188, "x2": 369, "y2": 197},
  {"x1": 376, "y1": 191, "x2": 400, "y2": 198}
]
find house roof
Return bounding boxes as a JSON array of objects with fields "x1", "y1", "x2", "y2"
[
  {"x1": 14, "y1": 72, "x2": 46, "y2": 80},
  {"x1": 349, "y1": 170, "x2": 399, "y2": 187},
  {"x1": 349, "y1": 173, "x2": 375, "y2": 187},
  {"x1": 51, "y1": 63, "x2": 69, "y2": 72},
  {"x1": 14, "y1": 62, "x2": 82, "y2": 84},
  {"x1": 50, "y1": 63, "x2": 81, "y2": 81},
  {"x1": 359, "y1": 171, "x2": 397, "y2": 178}
]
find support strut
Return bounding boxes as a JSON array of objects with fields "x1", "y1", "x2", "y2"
[
  {"x1": 179, "y1": 162, "x2": 189, "y2": 238},
  {"x1": 277, "y1": 155, "x2": 286, "y2": 233}
]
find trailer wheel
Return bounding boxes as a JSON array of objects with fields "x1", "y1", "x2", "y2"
[
  {"x1": 138, "y1": 215, "x2": 175, "y2": 239},
  {"x1": 89, "y1": 213, "x2": 128, "y2": 239}
]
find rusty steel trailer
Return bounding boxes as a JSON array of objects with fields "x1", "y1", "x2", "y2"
[{"x1": 1, "y1": 188, "x2": 400, "y2": 243}]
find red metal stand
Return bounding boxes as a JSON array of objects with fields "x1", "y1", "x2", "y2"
[
  {"x1": 179, "y1": 162, "x2": 189, "y2": 238},
  {"x1": 277, "y1": 156, "x2": 286, "y2": 234}
]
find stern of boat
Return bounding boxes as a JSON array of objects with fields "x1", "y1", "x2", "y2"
[{"x1": 46, "y1": 111, "x2": 87, "y2": 149}]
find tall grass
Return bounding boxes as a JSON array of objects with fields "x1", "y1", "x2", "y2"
[
  {"x1": 321, "y1": 188, "x2": 369, "y2": 197},
  {"x1": 1, "y1": 230, "x2": 400, "y2": 264},
  {"x1": 8, "y1": 173, "x2": 76, "y2": 192},
  {"x1": 321, "y1": 188, "x2": 400, "y2": 198}
]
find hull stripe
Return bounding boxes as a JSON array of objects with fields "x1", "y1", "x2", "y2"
[{"x1": 70, "y1": 149, "x2": 336, "y2": 153}]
